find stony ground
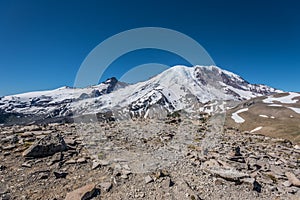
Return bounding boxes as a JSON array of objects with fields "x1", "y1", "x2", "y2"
[{"x1": 0, "y1": 116, "x2": 299, "y2": 200}]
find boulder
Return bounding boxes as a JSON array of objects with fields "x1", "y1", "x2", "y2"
[
  {"x1": 285, "y1": 172, "x2": 300, "y2": 187},
  {"x1": 145, "y1": 175, "x2": 153, "y2": 184},
  {"x1": 65, "y1": 183, "x2": 99, "y2": 200},
  {"x1": 227, "y1": 146, "x2": 245, "y2": 163},
  {"x1": 23, "y1": 134, "x2": 67, "y2": 158},
  {"x1": 206, "y1": 168, "x2": 249, "y2": 182},
  {"x1": 99, "y1": 182, "x2": 112, "y2": 192},
  {"x1": 54, "y1": 171, "x2": 68, "y2": 179}
]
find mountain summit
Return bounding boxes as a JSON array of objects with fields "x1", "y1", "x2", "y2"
[{"x1": 0, "y1": 65, "x2": 281, "y2": 125}]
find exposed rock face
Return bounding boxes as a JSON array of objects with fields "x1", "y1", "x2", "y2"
[{"x1": 22, "y1": 133, "x2": 67, "y2": 158}]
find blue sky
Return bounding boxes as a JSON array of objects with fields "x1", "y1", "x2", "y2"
[{"x1": 0, "y1": 0, "x2": 299, "y2": 96}]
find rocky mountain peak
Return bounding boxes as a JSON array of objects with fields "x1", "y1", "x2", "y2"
[{"x1": 0, "y1": 65, "x2": 281, "y2": 125}]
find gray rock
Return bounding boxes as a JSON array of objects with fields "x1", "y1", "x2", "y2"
[
  {"x1": 232, "y1": 146, "x2": 242, "y2": 156},
  {"x1": 20, "y1": 132, "x2": 34, "y2": 138},
  {"x1": 228, "y1": 156, "x2": 245, "y2": 163},
  {"x1": 26, "y1": 125, "x2": 42, "y2": 131},
  {"x1": 22, "y1": 134, "x2": 67, "y2": 158},
  {"x1": 32, "y1": 130, "x2": 52, "y2": 136},
  {"x1": 241, "y1": 177, "x2": 255, "y2": 185},
  {"x1": 227, "y1": 147, "x2": 245, "y2": 163},
  {"x1": 77, "y1": 157, "x2": 87, "y2": 163},
  {"x1": 38, "y1": 172, "x2": 50, "y2": 179},
  {"x1": 65, "y1": 159, "x2": 76, "y2": 164},
  {"x1": 21, "y1": 162, "x2": 32, "y2": 168},
  {"x1": 50, "y1": 152, "x2": 63, "y2": 165},
  {"x1": 256, "y1": 159, "x2": 271, "y2": 172},
  {"x1": 206, "y1": 168, "x2": 249, "y2": 182},
  {"x1": 121, "y1": 174, "x2": 128, "y2": 179},
  {"x1": 2, "y1": 144, "x2": 16, "y2": 151},
  {"x1": 1, "y1": 134, "x2": 18, "y2": 144},
  {"x1": 122, "y1": 170, "x2": 132, "y2": 176},
  {"x1": 1, "y1": 193, "x2": 11, "y2": 200},
  {"x1": 201, "y1": 159, "x2": 220, "y2": 169},
  {"x1": 99, "y1": 160, "x2": 109, "y2": 166},
  {"x1": 286, "y1": 172, "x2": 300, "y2": 187},
  {"x1": 270, "y1": 165, "x2": 285, "y2": 177},
  {"x1": 64, "y1": 138, "x2": 76, "y2": 146},
  {"x1": 253, "y1": 180, "x2": 262, "y2": 193},
  {"x1": 0, "y1": 184, "x2": 8, "y2": 195},
  {"x1": 54, "y1": 171, "x2": 68, "y2": 179},
  {"x1": 99, "y1": 182, "x2": 112, "y2": 192},
  {"x1": 162, "y1": 177, "x2": 174, "y2": 188},
  {"x1": 0, "y1": 165, "x2": 6, "y2": 171},
  {"x1": 92, "y1": 161, "x2": 100, "y2": 170},
  {"x1": 3, "y1": 152, "x2": 10, "y2": 156},
  {"x1": 282, "y1": 181, "x2": 292, "y2": 187},
  {"x1": 145, "y1": 175, "x2": 153, "y2": 184},
  {"x1": 172, "y1": 180, "x2": 201, "y2": 200}
]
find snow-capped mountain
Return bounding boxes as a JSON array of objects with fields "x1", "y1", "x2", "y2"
[
  {"x1": 0, "y1": 77, "x2": 126, "y2": 124},
  {"x1": 0, "y1": 65, "x2": 281, "y2": 124}
]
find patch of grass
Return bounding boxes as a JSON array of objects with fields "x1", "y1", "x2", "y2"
[
  {"x1": 97, "y1": 152, "x2": 106, "y2": 160},
  {"x1": 193, "y1": 137, "x2": 202, "y2": 143},
  {"x1": 266, "y1": 174, "x2": 278, "y2": 184},
  {"x1": 24, "y1": 141, "x2": 33, "y2": 148},
  {"x1": 190, "y1": 195, "x2": 196, "y2": 200},
  {"x1": 187, "y1": 144, "x2": 201, "y2": 151}
]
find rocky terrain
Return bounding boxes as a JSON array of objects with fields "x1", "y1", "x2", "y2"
[{"x1": 0, "y1": 114, "x2": 299, "y2": 200}]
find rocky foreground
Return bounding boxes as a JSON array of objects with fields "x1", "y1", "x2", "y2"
[{"x1": 0, "y1": 117, "x2": 299, "y2": 200}]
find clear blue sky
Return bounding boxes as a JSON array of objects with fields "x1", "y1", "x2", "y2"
[{"x1": 0, "y1": 0, "x2": 299, "y2": 96}]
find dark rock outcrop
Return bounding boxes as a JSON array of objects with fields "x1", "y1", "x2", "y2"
[{"x1": 23, "y1": 133, "x2": 67, "y2": 158}]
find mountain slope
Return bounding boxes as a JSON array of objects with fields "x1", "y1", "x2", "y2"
[
  {"x1": 226, "y1": 92, "x2": 300, "y2": 143},
  {"x1": 0, "y1": 65, "x2": 281, "y2": 125},
  {"x1": 71, "y1": 65, "x2": 280, "y2": 119},
  {"x1": 0, "y1": 77, "x2": 126, "y2": 124}
]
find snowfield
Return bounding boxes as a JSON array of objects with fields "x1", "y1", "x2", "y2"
[
  {"x1": 231, "y1": 108, "x2": 249, "y2": 123},
  {"x1": 288, "y1": 107, "x2": 300, "y2": 114},
  {"x1": 263, "y1": 92, "x2": 300, "y2": 104}
]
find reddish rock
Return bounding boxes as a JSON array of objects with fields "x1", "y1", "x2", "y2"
[{"x1": 65, "y1": 183, "x2": 99, "y2": 200}]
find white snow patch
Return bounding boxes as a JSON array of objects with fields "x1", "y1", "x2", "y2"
[
  {"x1": 231, "y1": 108, "x2": 248, "y2": 123},
  {"x1": 268, "y1": 104, "x2": 283, "y2": 107},
  {"x1": 263, "y1": 92, "x2": 300, "y2": 104},
  {"x1": 250, "y1": 126, "x2": 263, "y2": 133},
  {"x1": 288, "y1": 107, "x2": 300, "y2": 114},
  {"x1": 259, "y1": 115, "x2": 269, "y2": 118},
  {"x1": 224, "y1": 84, "x2": 258, "y2": 99}
]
